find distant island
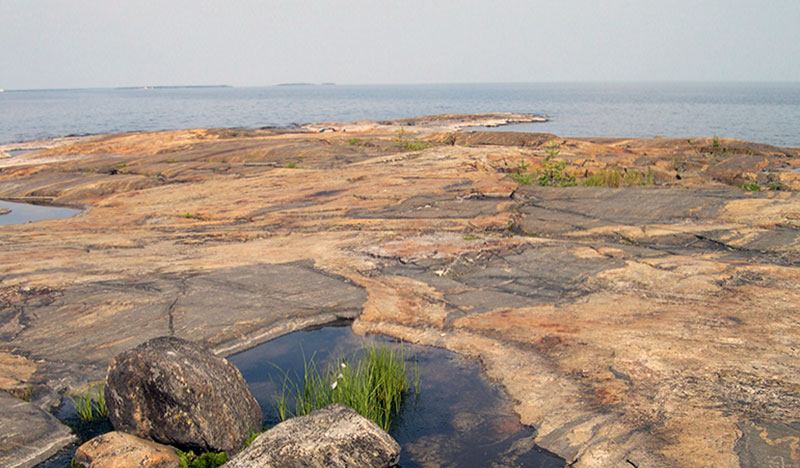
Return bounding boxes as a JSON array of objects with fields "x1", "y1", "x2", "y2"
[
  {"x1": 115, "y1": 85, "x2": 232, "y2": 90},
  {"x1": 276, "y1": 82, "x2": 336, "y2": 87}
]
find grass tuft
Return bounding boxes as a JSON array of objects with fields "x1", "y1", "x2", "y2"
[
  {"x1": 511, "y1": 142, "x2": 577, "y2": 187},
  {"x1": 69, "y1": 385, "x2": 108, "y2": 423},
  {"x1": 272, "y1": 342, "x2": 413, "y2": 431},
  {"x1": 583, "y1": 169, "x2": 655, "y2": 187},
  {"x1": 396, "y1": 129, "x2": 433, "y2": 152},
  {"x1": 739, "y1": 182, "x2": 762, "y2": 192}
]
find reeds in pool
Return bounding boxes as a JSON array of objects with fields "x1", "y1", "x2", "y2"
[{"x1": 273, "y1": 342, "x2": 416, "y2": 431}]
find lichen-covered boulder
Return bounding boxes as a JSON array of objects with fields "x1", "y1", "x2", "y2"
[
  {"x1": 73, "y1": 431, "x2": 180, "y2": 468},
  {"x1": 105, "y1": 336, "x2": 262, "y2": 454},
  {"x1": 223, "y1": 404, "x2": 400, "y2": 468}
]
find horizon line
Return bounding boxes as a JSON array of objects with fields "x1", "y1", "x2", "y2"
[{"x1": 2, "y1": 79, "x2": 799, "y2": 93}]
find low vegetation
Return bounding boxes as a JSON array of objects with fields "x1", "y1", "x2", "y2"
[
  {"x1": 583, "y1": 169, "x2": 655, "y2": 187},
  {"x1": 510, "y1": 142, "x2": 577, "y2": 187},
  {"x1": 272, "y1": 342, "x2": 417, "y2": 431},
  {"x1": 511, "y1": 142, "x2": 657, "y2": 188},
  {"x1": 69, "y1": 385, "x2": 108, "y2": 423},
  {"x1": 176, "y1": 450, "x2": 227, "y2": 468},
  {"x1": 396, "y1": 129, "x2": 433, "y2": 152},
  {"x1": 739, "y1": 182, "x2": 762, "y2": 192}
]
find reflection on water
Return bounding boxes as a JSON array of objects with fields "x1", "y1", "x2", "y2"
[
  {"x1": 0, "y1": 200, "x2": 80, "y2": 225},
  {"x1": 229, "y1": 325, "x2": 565, "y2": 468}
]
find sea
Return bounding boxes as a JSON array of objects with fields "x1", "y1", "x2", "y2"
[{"x1": 1, "y1": 82, "x2": 799, "y2": 147}]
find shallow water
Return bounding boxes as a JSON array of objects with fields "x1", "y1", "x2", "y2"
[
  {"x1": 0, "y1": 200, "x2": 80, "y2": 225},
  {"x1": 229, "y1": 325, "x2": 565, "y2": 468}
]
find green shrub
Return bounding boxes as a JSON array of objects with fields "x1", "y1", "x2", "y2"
[
  {"x1": 712, "y1": 136, "x2": 721, "y2": 148},
  {"x1": 739, "y1": 183, "x2": 761, "y2": 192}
]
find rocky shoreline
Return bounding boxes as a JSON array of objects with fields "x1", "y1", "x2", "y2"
[{"x1": 1, "y1": 114, "x2": 799, "y2": 467}]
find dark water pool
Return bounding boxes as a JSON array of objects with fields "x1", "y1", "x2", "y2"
[
  {"x1": 0, "y1": 200, "x2": 80, "y2": 225},
  {"x1": 229, "y1": 325, "x2": 565, "y2": 468}
]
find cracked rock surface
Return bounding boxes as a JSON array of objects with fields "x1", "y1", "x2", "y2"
[{"x1": 0, "y1": 115, "x2": 799, "y2": 467}]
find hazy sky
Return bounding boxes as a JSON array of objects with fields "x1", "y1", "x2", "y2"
[{"x1": 1, "y1": 0, "x2": 798, "y2": 89}]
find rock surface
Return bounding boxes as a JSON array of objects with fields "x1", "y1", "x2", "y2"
[
  {"x1": 105, "y1": 336, "x2": 262, "y2": 454},
  {"x1": 0, "y1": 390, "x2": 74, "y2": 468},
  {"x1": 0, "y1": 116, "x2": 799, "y2": 467},
  {"x1": 73, "y1": 431, "x2": 180, "y2": 468},
  {"x1": 223, "y1": 404, "x2": 400, "y2": 468}
]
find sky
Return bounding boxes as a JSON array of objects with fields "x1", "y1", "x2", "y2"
[{"x1": 1, "y1": 0, "x2": 798, "y2": 89}]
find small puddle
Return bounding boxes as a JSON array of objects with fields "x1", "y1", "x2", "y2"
[
  {"x1": 6, "y1": 149, "x2": 37, "y2": 157},
  {"x1": 229, "y1": 325, "x2": 565, "y2": 468},
  {"x1": 0, "y1": 200, "x2": 80, "y2": 225}
]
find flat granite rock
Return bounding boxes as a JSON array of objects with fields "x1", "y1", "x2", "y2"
[
  {"x1": 0, "y1": 391, "x2": 75, "y2": 468},
  {"x1": 1, "y1": 117, "x2": 799, "y2": 468}
]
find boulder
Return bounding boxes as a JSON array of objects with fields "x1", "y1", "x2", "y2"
[
  {"x1": 105, "y1": 336, "x2": 262, "y2": 454},
  {"x1": 223, "y1": 404, "x2": 400, "y2": 468},
  {"x1": 73, "y1": 431, "x2": 180, "y2": 468}
]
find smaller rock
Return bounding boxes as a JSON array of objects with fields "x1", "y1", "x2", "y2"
[
  {"x1": 223, "y1": 404, "x2": 400, "y2": 468},
  {"x1": 73, "y1": 431, "x2": 180, "y2": 468},
  {"x1": 0, "y1": 208, "x2": 11, "y2": 215}
]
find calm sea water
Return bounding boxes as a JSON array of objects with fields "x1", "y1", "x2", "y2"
[{"x1": 2, "y1": 82, "x2": 799, "y2": 147}]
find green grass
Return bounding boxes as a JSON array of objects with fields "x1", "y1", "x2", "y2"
[
  {"x1": 176, "y1": 450, "x2": 227, "y2": 468},
  {"x1": 285, "y1": 161, "x2": 298, "y2": 169},
  {"x1": 396, "y1": 129, "x2": 433, "y2": 152},
  {"x1": 510, "y1": 142, "x2": 578, "y2": 187},
  {"x1": 583, "y1": 169, "x2": 655, "y2": 187},
  {"x1": 273, "y1": 343, "x2": 415, "y2": 431},
  {"x1": 347, "y1": 138, "x2": 362, "y2": 146},
  {"x1": 69, "y1": 385, "x2": 108, "y2": 423},
  {"x1": 712, "y1": 136, "x2": 721, "y2": 148},
  {"x1": 399, "y1": 139, "x2": 433, "y2": 151},
  {"x1": 739, "y1": 182, "x2": 762, "y2": 192}
]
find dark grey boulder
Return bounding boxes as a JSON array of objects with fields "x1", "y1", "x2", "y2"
[
  {"x1": 105, "y1": 336, "x2": 262, "y2": 454},
  {"x1": 223, "y1": 404, "x2": 400, "y2": 468}
]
